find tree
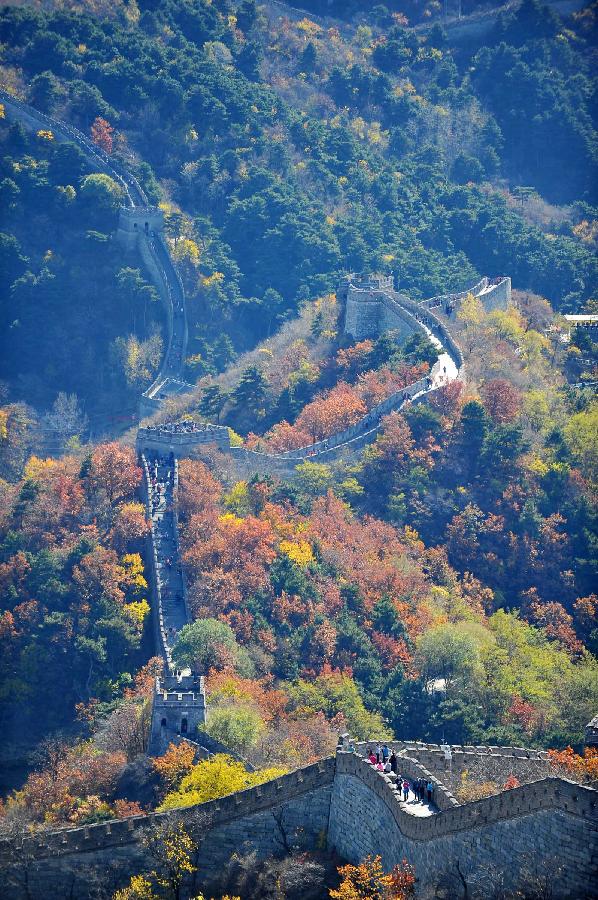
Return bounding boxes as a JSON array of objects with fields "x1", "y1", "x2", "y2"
[
  {"x1": 0, "y1": 233, "x2": 27, "y2": 292},
  {"x1": 199, "y1": 384, "x2": 228, "y2": 422},
  {"x1": 79, "y1": 173, "x2": 124, "y2": 215},
  {"x1": 42, "y1": 392, "x2": 89, "y2": 449},
  {"x1": 113, "y1": 875, "x2": 158, "y2": 900},
  {"x1": 153, "y1": 742, "x2": 196, "y2": 793},
  {"x1": 232, "y1": 366, "x2": 268, "y2": 417},
  {"x1": 211, "y1": 335, "x2": 237, "y2": 371},
  {"x1": 90, "y1": 117, "x2": 114, "y2": 154},
  {"x1": 331, "y1": 855, "x2": 415, "y2": 900},
  {"x1": 415, "y1": 624, "x2": 485, "y2": 686},
  {"x1": 286, "y1": 672, "x2": 391, "y2": 739},
  {"x1": 299, "y1": 41, "x2": 317, "y2": 73},
  {"x1": 158, "y1": 755, "x2": 285, "y2": 811},
  {"x1": 460, "y1": 400, "x2": 490, "y2": 475},
  {"x1": 88, "y1": 443, "x2": 141, "y2": 506},
  {"x1": 236, "y1": 0, "x2": 257, "y2": 32},
  {"x1": 295, "y1": 383, "x2": 366, "y2": 442},
  {"x1": 205, "y1": 703, "x2": 264, "y2": 754},
  {"x1": 294, "y1": 461, "x2": 334, "y2": 497},
  {"x1": 116, "y1": 267, "x2": 158, "y2": 335},
  {"x1": 172, "y1": 619, "x2": 241, "y2": 673},
  {"x1": 30, "y1": 71, "x2": 65, "y2": 112},
  {"x1": 563, "y1": 404, "x2": 598, "y2": 484},
  {"x1": 481, "y1": 379, "x2": 521, "y2": 423},
  {"x1": 97, "y1": 699, "x2": 151, "y2": 761},
  {"x1": 138, "y1": 818, "x2": 197, "y2": 900},
  {"x1": 110, "y1": 502, "x2": 150, "y2": 551}
]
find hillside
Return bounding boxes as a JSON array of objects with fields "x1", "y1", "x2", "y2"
[
  {"x1": 0, "y1": 2, "x2": 597, "y2": 898},
  {"x1": 0, "y1": 0, "x2": 596, "y2": 425}
]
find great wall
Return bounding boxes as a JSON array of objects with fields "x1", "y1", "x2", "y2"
[{"x1": 0, "y1": 91, "x2": 596, "y2": 899}]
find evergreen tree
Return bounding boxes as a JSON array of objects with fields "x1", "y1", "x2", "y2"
[
  {"x1": 199, "y1": 384, "x2": 228, "y2": 422},
  {"x1": 232, "y1": 366, "x2": 267, "y2": 415}
]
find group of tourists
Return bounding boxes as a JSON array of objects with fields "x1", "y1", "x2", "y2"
[
  {"x1": 366, "y1": 745, "x2": 435, "y2": 804},
  {"x1": 145, "y1": 420, "x2": 220, "y2": 435},
  {"x1": 148, "y1": 457, "x2": 173, "y2": 514}
]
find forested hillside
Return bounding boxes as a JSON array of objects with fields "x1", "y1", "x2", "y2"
[
  {"x1": 0, "y1": 0, "x2": 596, "y2": 416},
  {"x1": 0, "y1": 121, "x2": 164, "y2": 427},
  {"x1": 0, "y1": 0, "x2": 597, "y2": 854}
]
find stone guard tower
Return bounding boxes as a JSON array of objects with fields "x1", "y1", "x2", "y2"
[
  {"x1": 340, "y1": 273, "x2": 395, "y2": 340},
  {"x1": 149, "y1": 671, "x2": 207, "y2": 756},
  {"x1": 118, "y1": 205, "x2": 165, "y2": 250}
]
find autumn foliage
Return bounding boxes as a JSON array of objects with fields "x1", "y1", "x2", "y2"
[
  {"x1": 90, "y1": 116, "x2": 114, "y2": 153},
  {"x1": 547, "y1": 747, "x2": 598, "y2": 785},
  {"x1": 331, "y1": 855, "x2": 416, "y2": 900}
]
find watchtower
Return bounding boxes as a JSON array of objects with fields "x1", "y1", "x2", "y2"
[
  {"x1": 117, "y1": 205, "x2": 165, "y2": 251},
  {"x1": 585, "y1": 714, "x2": 598, "y2": 748},
  {"x1": 148, "y1": 670, "x2": 207, "y2": 756},
  {"x1": 339, "y1": 273, "x2": 395, "y2": 340}
]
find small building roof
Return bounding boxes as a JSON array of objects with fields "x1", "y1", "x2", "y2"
[{"x1": 564, "y1": 315, "x2": 598, "y2": 324}]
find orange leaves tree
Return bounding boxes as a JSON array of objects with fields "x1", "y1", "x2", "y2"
[
  {"x1": 481, "y1": 378, "x2": 522, "y2": 423},
  {"x1": 548, "y1": 747, "x2": 598, "y2": 785},
  {"x1": 295, "y1": 382, "x2": 366, "y2": 442},
  {"x1": 153, "y1": 741, "x2": 196, "y2": 795},
  {"x1": 3, "y1": 738, "x2": 126, "y2": 826},
  {"x1": 87, "y1": 442, "x2": 141, "y2": 507},
  {"x1": 90, "y1": 116, "x2": 114, "y2": 153},
  {"x1": 331, "y1": 855, "x2": 416, "y2": 900},
  {"x1": 0, "y1": 444, "x2": 152, "y2": 739}
]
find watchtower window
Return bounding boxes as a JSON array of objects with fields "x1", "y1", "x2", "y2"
[
  {"x1": 181, "y1": 717, "x2": 188, "y2": 734},
  {"x1": 160, "y1": 717, "x2": 167, "y2": 728},
  {"x1": 145, "y1": 222, "x2": 149, "y2": 233},
  {"x1": 133, "y1": 222, "x2": 137, "y2": 229}
]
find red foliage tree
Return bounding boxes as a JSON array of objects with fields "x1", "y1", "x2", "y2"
[
  {"x1": 295, "y1": 382, "x2": 366, "y2": 441},
  {"x1": 90, "y1": 117, "x2": 114, "y2": 153},
  {"x1": 481, "y1": 378, "x2": 522, "y2": 423},
  {"x1": 88, "y1": 443, "x2": 141, "y2": 506}
]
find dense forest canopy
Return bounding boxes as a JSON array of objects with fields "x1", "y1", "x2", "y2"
[{"x1": 0, "y1": 0, "x2": 596, "y2": 422}]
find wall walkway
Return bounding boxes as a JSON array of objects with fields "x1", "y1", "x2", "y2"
[{"x1": 1, "y1": 751, "x2": 595, "y2": 899}]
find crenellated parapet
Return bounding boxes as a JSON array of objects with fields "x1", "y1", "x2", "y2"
[
  {"x1": 341, "y1": 272, "x2": 511, "y2": 341},
  {"x1": 2, "y1": 748, "x2": 596, "y2": 899}
]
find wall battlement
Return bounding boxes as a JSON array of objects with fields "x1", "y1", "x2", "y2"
[
  {"x1": 342, "y1": 272, "x2": 511, "y2": 341},
  {"x1": 2, "y1": 751, "x2": 596, "y2": 898}
]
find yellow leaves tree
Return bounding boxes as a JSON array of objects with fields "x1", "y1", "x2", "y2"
[
  {"x1": 279, "y1": 539, "x2": 314, "y2": 567},
  {"x1": 223, "y1": 481, "x2": 252, "y2": 517},
  {"x1": 563, "y1": 402, "x2": 598, "y2": 484},
  {"x1": 122, "y1": 599, "x2": 150, "y2": 631},
  {"x1": 121, "y1": 552, "x2": 148, "y2": 599},
  {"x1": 171, "y1": 237, "x2": 200, "y2": 267},
  {"x1": 113, "y1": 875, "x2": 157, "y2": 900},
  {"x1": 139, "y1": 819, "x2": 197, "y2": 900},
  {"x1": 158, "y1": 754, "x2": 285, "y2": 811},
  {"x1": 457, "y1": 293, "x2": 485, "y2": 353}
]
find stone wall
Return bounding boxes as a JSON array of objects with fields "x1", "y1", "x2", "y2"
[
  {"x1": 2, "y1": 752, "x2": 596, "y2": 899},
  {"x1": 329, "y1": 753, "x2": 598, "y2": 899},
  {"x1": 352, "y1": 740, "x2": 552, "y2": 793},
  {"x1": 0, "y1": 759, "x2": 336, "y2": 900}
]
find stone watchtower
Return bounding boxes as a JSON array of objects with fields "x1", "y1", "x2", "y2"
[
  {"x1": 117, "y1": 205, "x2": 165, "y2": 251},
  {"x1": 338, "y1": 273, "x2": 395, "y2": 340},
  {"x1": 585, "y1": 714, "x2": 598, "y2": 748},
  {"x1": 148, "y1": 671, "x2": 207, "y2": 756}
]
